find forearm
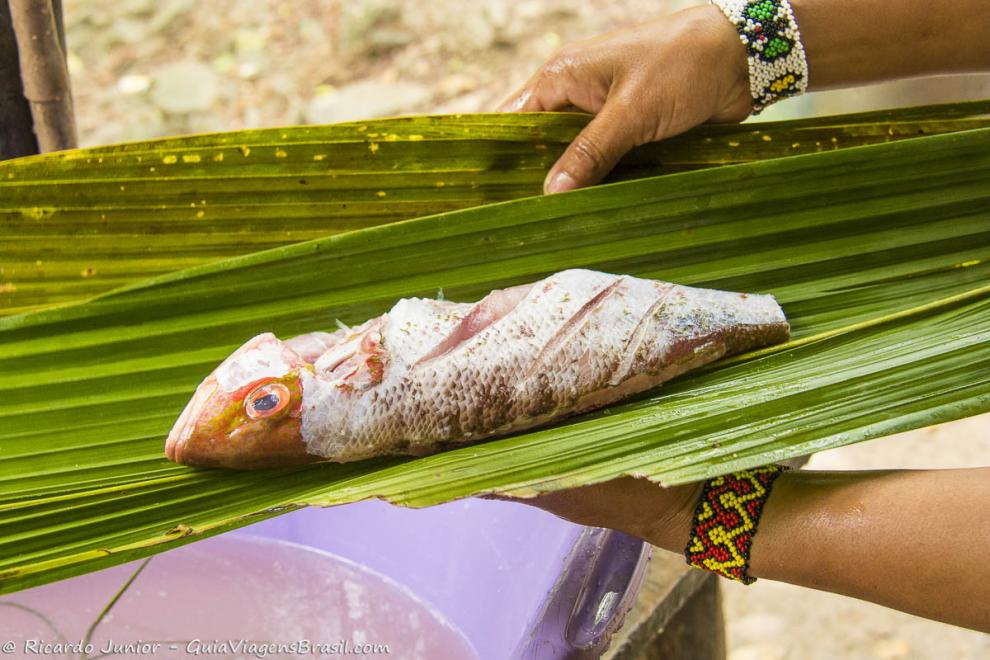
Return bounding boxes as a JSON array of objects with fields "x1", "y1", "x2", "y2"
[
  {"x1": 792, "y1": 0, "x2": 990, "y2": 89},
  {"x1": 747, "y1": 468, "x2": 990, "y2": 631},
  {"x1": 515, "y1": 468, "x2": 990, "y2": 632}
]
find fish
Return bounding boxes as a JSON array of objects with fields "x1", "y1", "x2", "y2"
[{"x1": 165, "y1": 269, "x2": 789, "y2": 468}]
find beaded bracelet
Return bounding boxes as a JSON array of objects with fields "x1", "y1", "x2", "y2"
[
  {"x1": 684, "y1": 464, "x2": 788, "y2": 584},
  {"x1": 710, "y1": 0, "x2": 809, "y2": 112}
]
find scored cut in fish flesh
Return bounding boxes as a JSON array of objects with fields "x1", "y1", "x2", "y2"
[{"x1": 165, "y1": 269, "x2": 789, "y2": 468}]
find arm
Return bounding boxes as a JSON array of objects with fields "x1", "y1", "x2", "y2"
[
  {"x1": 795, "y1": 0, "x2": 990, "y2": 88},
  {"x1": 506, "y1": 468, "x2": 990, "y2": 632},
  {"x1": 500, "y1": 1, "x2": 990, "y2": 192}
]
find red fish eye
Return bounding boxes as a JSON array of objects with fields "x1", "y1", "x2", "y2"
[{"x1": 245, "y1": 382, "x2": 290, "y2": 419}]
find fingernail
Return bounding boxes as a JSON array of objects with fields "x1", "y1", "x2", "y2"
[{"x1": 545, "y1": 171, "x2": 577, "y2": 194}]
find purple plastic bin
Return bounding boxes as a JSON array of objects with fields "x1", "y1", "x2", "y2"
[
  {"x1": 236, "y1": 498, "x2": 651, "y2": 659},
  {"x1": 0, "y1": 498, "x2": 649, "y2": 659},
  {"x1": 0, "y1": 534, "x2": 477, "y2": 659}
]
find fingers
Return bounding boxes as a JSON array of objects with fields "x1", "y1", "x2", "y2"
[
  {"x1": 498, "y1": 44, "x2": 606, "y2": 113},
  {"x1": 544, "y1": 101, "x2": 640, "y2": 193},
  {"x1": 497, "y1": 45, "x2": 639, "y2": 191},
  {"x1": 497, "y1": 71, "x2": 573, "y2": 113},
  {"x1": 497, "y1": 83, "x2": 537, "y2": 112},
  {"x1": 497, "y1": 83, "x2": 528, "y2": 112}
]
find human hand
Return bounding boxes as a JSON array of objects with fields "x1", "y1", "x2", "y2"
[
  {"x1": 499, "y1": 5, "x2": 752, "y2": 193},
  {"x1": 493, "y1": 476, "x2": 704, "y2": 552}
]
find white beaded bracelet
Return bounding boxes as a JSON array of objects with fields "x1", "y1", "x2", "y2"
[{"x1": 710, "y1": 0, "x2": 809, "y2": 112}]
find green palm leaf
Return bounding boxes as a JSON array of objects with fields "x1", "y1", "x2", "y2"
[
  {"x1": 3, "y1": 101, "x2": 988, "y2": 314},
  {"x1": 1, "y1": 116, "x2": 988, "y2": 594}
]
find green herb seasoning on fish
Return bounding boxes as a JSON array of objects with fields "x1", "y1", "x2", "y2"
[{"x1": 165, "y1": 269, "x2": 789, "y2": 468}]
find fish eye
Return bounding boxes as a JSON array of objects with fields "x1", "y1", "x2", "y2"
[{"x1": 245, "y1": 382, "x2": 291, "y2": 420}]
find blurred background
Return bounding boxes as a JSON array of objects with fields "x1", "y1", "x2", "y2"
[
  {"x1": 62, "y1": 0, "x2": 990, "y2": 146},
  {"x1": 61, "y1": 0, "x2": 990, "y2": 657}
]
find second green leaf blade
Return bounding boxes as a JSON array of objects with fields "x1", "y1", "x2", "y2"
[{"x1": 2, "y1": 101, "x2": 988, "y2": 314}]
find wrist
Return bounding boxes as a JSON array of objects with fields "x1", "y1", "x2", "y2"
[
  {"x1": 683, "y1": 465, "x2": 789, "y2": 584},
  {"x1": 641, "y1": 481, "x2": 705, "y2": 552},
  {"x1": 692, "y1": 3, "x2": 753, "y2": 121}
]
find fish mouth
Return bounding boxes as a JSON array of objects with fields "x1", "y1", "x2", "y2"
[{"x1": 165, "y1": 376, "x2": 218, "y2": 464}]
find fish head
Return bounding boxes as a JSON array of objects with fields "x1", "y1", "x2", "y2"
[{"x1": 165, "y1": 333, "x2": 320, "y2": 469}]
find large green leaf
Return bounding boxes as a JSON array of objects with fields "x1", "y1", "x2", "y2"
[
  {"x1": 1, "y1": 120, "x2": 988, "y2": 595},
  {"x1": 2, "y1": 101, "x2": 988, "y2": 314}
]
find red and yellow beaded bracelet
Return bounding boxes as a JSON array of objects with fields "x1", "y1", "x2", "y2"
[{"x1": 684, "y1": 464, "x2": 788, "y2": 584}]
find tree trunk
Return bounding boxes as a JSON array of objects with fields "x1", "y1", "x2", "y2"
[
  {"x1": 8, "y1": 0, "x2": 76, "y2": 153},
  {"x1": 0, "y1": 0, "x2": 39, "y2": 159}
]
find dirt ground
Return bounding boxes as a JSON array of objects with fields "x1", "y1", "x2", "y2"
[{"x1": 60, "y1": 1, "x2": 990, "y2": 657}]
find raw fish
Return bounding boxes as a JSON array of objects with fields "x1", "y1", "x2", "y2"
[{"x1": 165, "y1": 270, "x2": 789, "y2": 468}]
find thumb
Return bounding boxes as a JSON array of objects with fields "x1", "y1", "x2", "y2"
[{"x1": 544, "y1": 102, "x2": 640, "y2": 194}]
